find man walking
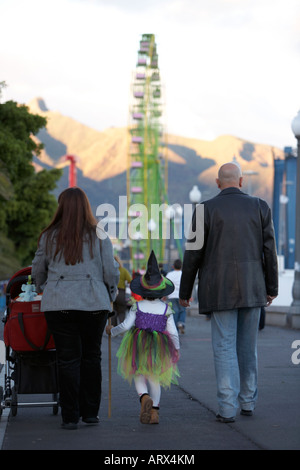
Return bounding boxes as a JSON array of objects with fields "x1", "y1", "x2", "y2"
[{"x1": 179, "y1": 163, "x2": 278, "y2": 422}]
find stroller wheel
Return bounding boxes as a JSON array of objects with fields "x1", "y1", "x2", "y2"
[{"x1": 11, "y1": 386, "x2": 17, "y2": 417}]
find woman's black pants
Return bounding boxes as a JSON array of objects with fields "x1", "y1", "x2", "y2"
[{"x1": 45, "y1": 310, "x2": 108, "y2": 424}]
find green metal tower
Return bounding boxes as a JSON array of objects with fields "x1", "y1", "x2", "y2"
[{"x1": 127, "y1": 34, "x2": 168, "y2": 272}]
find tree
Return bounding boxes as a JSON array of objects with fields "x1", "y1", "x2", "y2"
[{"x1": 0, "y1": 91, "x2": 62, "y2": 271}]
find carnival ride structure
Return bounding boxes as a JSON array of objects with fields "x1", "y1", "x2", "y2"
[{"x1": 127, "y1": 34, "x2": 169, "y2": 272}]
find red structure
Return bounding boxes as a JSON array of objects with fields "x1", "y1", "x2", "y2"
[{"x1": 65, "y1": 155, "x2": 77, "y2": 187}]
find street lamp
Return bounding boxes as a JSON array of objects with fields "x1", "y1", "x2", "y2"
[
  {"x1": 189, "y1": 185, "x2": 202, "y2": 211},
  {"x1": 290, "y1": 110, "x2": 300, "y2": 317}
]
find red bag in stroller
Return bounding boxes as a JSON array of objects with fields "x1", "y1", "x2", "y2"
[
  {"x1": 1, "y1": 267, "x2": 59, "y2": 416},
  {"x1": 4, "y1": 267, "x2": 55, "y2": 352}
]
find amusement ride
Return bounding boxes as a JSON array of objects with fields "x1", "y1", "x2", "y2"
[{"x1": 127, "y1": 34, "x2": 169, "y2": 272}]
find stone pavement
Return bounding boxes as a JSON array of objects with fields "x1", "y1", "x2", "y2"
[{"x1": 0, "y1": 315, "x2": 300, "y2": 452}]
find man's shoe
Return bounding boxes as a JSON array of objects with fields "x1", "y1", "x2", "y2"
[
  {"x1": 82, "y1": 416, "x2": 100, "y2": 424},
  {"x1": 216, "y1": 414, "x2": 235, "y2": 423},
  {"x1": 240, "y1": 409, "x2": 253, "y2": 416}
]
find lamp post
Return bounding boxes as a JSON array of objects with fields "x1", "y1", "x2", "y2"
[
  {"x1": 189, "y1": 185, "x2": 201, "y2": 305},
  {"x1": 290, "y1": 110, "x2": 300, "y2": 320}
]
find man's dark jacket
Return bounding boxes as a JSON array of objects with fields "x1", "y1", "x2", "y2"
[{"x1": 179, "y1": 187, "x2": 278, "y2": 314}]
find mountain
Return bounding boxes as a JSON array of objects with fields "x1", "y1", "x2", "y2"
[{"x1": 28, "y1": 97, "x2": 284, "y2": 214}]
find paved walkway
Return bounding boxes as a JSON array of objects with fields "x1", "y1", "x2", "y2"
[{"x1": 1, "y1": 315, "x2": 300, "y2": 452}]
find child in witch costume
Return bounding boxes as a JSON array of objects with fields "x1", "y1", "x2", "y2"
[{"x1": 106, "y1": 251, "x2": 180, "y2": 424}]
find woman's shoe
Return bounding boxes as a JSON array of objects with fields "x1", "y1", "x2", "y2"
[
  {"x1": 82, "y1": 416, "x2": 100, "y2": 424},
  {"x1": 61, "y1": 422, "x2": 78, "y2": 430},
  {"x1": 139, "y1": 394, "x2": 153, "y2": 424}
]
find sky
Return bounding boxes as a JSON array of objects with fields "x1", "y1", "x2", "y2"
[{"x1": 1, "y1": 0, "x2": 300, "y2": 150}]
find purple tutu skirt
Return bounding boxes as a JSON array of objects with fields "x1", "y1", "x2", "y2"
[{"x1": 116, "y1": 327, "x2": 180, "y2": 388}]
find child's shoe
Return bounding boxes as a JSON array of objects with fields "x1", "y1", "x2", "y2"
[
  {"x1": 140, "y1": 394, "x2": 153, "y2": 424},
  {"x1": 149, "y1": 407, "x2": 159, "y2": 424}
]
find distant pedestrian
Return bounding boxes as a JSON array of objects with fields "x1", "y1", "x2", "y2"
[
  {"x1": 32, "y1": 187, "x2": 119, "y2": 429},
  {"x1": 166, "y1": 259, "x2": 186, "y2": 334},
  {"x1": 106, "y1": 251, "x2": 180, "y2": 425},
  {"x1": 159, "y1": 262, "x2": 167, "y2": 276},
  {"x1": 179, "y1": 163, "x2": 278, "y2": 423}
]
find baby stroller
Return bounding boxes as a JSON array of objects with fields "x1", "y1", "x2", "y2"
[{"x1": 0, "y1": 267, "x2": 59, "y2": 417}]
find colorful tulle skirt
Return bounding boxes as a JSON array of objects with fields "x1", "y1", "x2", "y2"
[{"x1": 116, "y1": 328, "x2": 180, "y2": 389}]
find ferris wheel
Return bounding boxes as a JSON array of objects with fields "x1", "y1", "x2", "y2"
[{"x1": 127, "y1": 34, "x2": 168, "y2": 272}]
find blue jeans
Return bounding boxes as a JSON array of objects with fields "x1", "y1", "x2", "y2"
[
  {"x1": 170, "y1": 298, "x2": 186, "y2": 327},
  {"x1": 211, "y1": 307, "x2": 260, "y2": 418}
]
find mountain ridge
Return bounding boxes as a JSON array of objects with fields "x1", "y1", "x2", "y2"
[{"x1": 28, "y1": 97, "x2": 284, "y2": 211}]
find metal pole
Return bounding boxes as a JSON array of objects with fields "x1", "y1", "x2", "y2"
[{"x1": 291, "y1": 136, "x2": 300, "y2": 308}]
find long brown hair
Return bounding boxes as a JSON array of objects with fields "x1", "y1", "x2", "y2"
[{"x1": 39, "y1": 187, "x2": 97, "y2": 265}]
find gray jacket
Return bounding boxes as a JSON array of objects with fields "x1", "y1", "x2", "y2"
[{"x1": 31, "y1": 232, "x2": 120, "y2": 312}]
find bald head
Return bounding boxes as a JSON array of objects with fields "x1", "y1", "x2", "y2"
[{"x1": 216, "y1": 163, "x2": 243, "y2": 190}]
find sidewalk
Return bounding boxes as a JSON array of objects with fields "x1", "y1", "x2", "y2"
[{"x1": 1, "y1": 315, "x2": 300, "y2": 451}]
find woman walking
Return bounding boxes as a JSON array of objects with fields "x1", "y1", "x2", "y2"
[{"x1": 32, "y1": 187, "x2": 119, "y2": 429}]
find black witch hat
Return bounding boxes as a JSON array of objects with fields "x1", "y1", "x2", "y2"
[{"x1": 130, "y1": 251, "x2": 174, "y2": 298}]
